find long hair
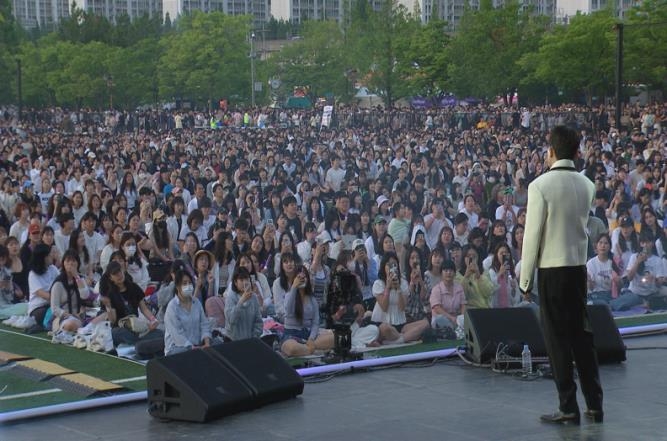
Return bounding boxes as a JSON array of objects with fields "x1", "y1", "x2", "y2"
[
  {"x1": 278, "y1": 252, "x2": 296, "y2": 292},
  {"x1": 378, "y1": 251, "x2": 401, "y2": 283},
  {"x1": 293, "y1": 264, "x2": 313, "y2": 321},
  {"x1": 213, "y1": 231, "x2": 234, "y2": 265},
  {"x1": 53, "y1": 250, "x2": 83, "y2": 313},
  {"x1": 491, "y1": 242, "x2": 515, "y2": 278},
  {"x1": 596, "y1": 233, "x2": 621, "y2": 275},
  {"x1": 119, "y1": 232, "x2": 143, "y2": 268},
  {"x1": 30, "y1": 243, "x2": 52, "y2": 275},
  {"x1": 68, "y1": 228, "x2": 91, "y2": 266},
  {"x1": 152, "y1": 216, "x2": 170, "y2": 249}
]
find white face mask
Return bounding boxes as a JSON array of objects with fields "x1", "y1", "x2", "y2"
[
  {"x1": 124, "y1": 245, "x2": 136, "y2": 256},
  {"x1": 181, "y1": 284, "x2": 194, "y2": 298}
]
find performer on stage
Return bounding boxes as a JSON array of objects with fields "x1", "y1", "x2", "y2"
[{"x1": 520, "y1": 125, "x2": 603, "y2": 425}]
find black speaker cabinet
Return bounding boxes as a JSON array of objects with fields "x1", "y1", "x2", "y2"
[
  {"x1": 147, "y1": 338, "x2": 304, "y2": 422},
  {"x1": 464, "y1": 308, "x2": 547, "y2": 364},
  {"x1": 587, "y1": 304, "x2": 626, "y2": 363}
]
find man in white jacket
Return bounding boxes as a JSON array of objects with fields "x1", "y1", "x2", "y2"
[{"x1": 520, "y1": 125, "x2": 603, "y2": 425}]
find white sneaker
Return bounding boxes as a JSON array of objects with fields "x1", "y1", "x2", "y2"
[
  {"x1": 77, "y1": 322, "x2": 95, "y2": 335},
  {"x1": 52, "y1": 330, "x2": 75, "y2": 345},
  {"x1": 2, "y1": 315, "x2": 19, "y2": 326},
  {"x1": 72, "y1": 334, "x2": 89, "y2": 349},
  {"x1": 14, "y1": 316, "x2": 36, "y2": 330}
]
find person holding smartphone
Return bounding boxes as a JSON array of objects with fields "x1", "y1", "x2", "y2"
[
  {"x1": 281, "y1": 265, "x2": 334, "y2": 356},
  {"x1": 224, "y1": 267, "x2": 263, "y2": 341},
  {"x1": 486, "y1": 242, "x2": 519, "y2": 308}
]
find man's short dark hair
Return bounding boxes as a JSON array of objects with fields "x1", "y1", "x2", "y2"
[
  {"x1": 550, "y1": 125, "x2": 579, "y2": 160},
  {"x1": 282, "y1": 195, "x2": 297, "y2": 207}
]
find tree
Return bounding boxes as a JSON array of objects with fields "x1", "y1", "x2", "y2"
[
  {"x1": 623, "y1": 0, "x2": 667, "y2": 90},
  {"x1": 346, "y1": 0, "x2": 415, "y2": 107},
  {"x1": 519, "y1": 11, "x2": 616, "y2": 106},
  {"x1": 446, "y1": 0, "x2": 549, "y2": 99},
  {"x1": 399, "y1": 13, "x2": 450, "y2": 96},
  {"x1": 267, "y1": 20, "x2": 349, "y2": 100},
  {"x1": 158, "y1": 12, "x2": 251, "y2": 106}
]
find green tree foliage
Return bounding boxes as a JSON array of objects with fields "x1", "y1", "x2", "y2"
[
  {"x1": 624, "y1": 0, "x2": 667, "y2": 89},
  {"x1": 519, "y1": 11, "x2": 616, "y2": 105},
  {"x1": 445, "y1": 0, "x2": 549, "y2": 99},
  {"x1": 158, "y1": 12, "x2": 251, "y2": 105},
  {"x1": 1, "y1": 0, "x2": 666, "y2": 108},
  {"x1": 267, "y1": 20, "x2": 349, "y2": 99},
  {"x1": 400, "y1": 14, "x2": 450, "y2": 96}
]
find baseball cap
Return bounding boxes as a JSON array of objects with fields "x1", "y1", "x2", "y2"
[
  {"x1": 373, "y1": 215, "x2": 387, "y2": 225},
  {"x1": 316, "y1": 232, "x2": 332, "y2": 246},
  {"x1": 619, "y1": 216, "x2": 633, "y2": 228},
  {"x1": 376, "y1": 195, "x2": 389, "y2": 207},
  {"x1": 353, "y1": 239, "x2": 366, "y2": 251},
  {"x1": 22, "y1": 180, "x2": 33, "y2": 189}
]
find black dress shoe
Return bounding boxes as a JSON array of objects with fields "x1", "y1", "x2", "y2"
[
  {"x1": 584, "y1": 409, "x2": 604, "y2": 423},
  {"x1": 540, "y1": 411, "x2": 580, "y2": 425}
]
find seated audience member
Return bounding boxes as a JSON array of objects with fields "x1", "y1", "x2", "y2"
[
  {"x1": 611, "y1": 230, "x2": 667, "y2": 311},
  {"x1": 193, "y1": 249, "x2": 216, "y2": 303},
  {"x1": 371, "y1": 252, "x2": 429, "y2": 344},
  {"x1": 430, "y1": 259, "x2": 466, "y2": 330},
  {"x1": 100, "y1": 261, "x2": 164, "y2": 357},
  {"x1": 164, "y1": 269, "x2": 212, "y2": 355},
  {"x1": 350, "y1": 238, "x2": 378, "y2": 311},
  {"x1": 424, "y1": 248, "x2": 445, "y2": 295},
  {"x1": 155, "y1": 260, "x2": 186, "y2": 328},
  {"x1": 404, "y1": 246, "x2": 431, "y2": 326},
  {"x1": 586, "y1": 233, "x2": 621, "y2": 305},
  {"x1": 327, "y1": 252, "x2": 381, "y2": 348},
  {"x1": 49, "y1": 250, "x2": 92, "y2": 338},
  {"x1": 120, "y1": 232, "x2": 150, "y2": 292},
  {"x1": 224, "y1": 267, "x2": 263, "y2": 341},
  {"x1": 27, "y1": 244, "x2": 59, "y2": 330},
  {"x1": 486, "y1": 242, "x2": 520, "y2": 307},
  {"x1": 281, "y1": 265, "x2": 334, "y2": 356},
  {"x1": 308, "y1": 234, "x2": 332, "y2": 311},
  {"x1": 457, "y1": 245, "x2": 493, "y2": 308},
  {"x1": 0, "y1": 244, "x2": 24, "y2": 318},
  {"x1": 272, "y1": 251, "x2": 300, "y2": 323},
  {"x1": 232, "y1": 252, "x2": 273, "y2": 316}
]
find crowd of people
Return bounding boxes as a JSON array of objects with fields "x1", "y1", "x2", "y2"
[{"x1": 0, "y1": 100, "x2": 665, "y2": 359}]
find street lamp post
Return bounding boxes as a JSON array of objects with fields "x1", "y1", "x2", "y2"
[
  {"x1": 250, "y1": 32, "x2": 256, "y2": 107},
  {"x1": 105, "y1": 75, "x2": 114, "y2": 110},
  {"x1": 16, "y1": 58, "x2": 22, "y2": 122},
  {"x1": 614, "y1": 23, "x2": 623, "y2": 131}
]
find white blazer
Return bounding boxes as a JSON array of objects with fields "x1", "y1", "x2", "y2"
[{"x1": 520, "y1": 159, "x2": 595, "y2": 292}]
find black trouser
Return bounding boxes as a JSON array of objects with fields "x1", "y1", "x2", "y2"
[
  {"x1": 538, "y1": 266, "x2": 603, "y2": 414},
  {"x1": 29, "y1": 305, "x2": 49, "y2": 328}
]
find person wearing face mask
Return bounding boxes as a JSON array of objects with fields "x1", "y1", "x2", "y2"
[
  {"x1": 120, "y1": 232, "x2": 150, "y2": 292},
  {"x1": 164, "y1": 269, "x2": 212, "y2": 356},
  {"x1": 224, "y1": 267, "x2": 263, "y2": 341}
]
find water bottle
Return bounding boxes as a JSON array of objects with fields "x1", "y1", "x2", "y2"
[{"x1": 521, "y1": 344, "x2": 532, "y2": 376}]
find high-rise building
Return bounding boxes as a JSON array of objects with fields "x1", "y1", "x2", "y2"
[
  {"x1": 12, "y1": 0, "x2": 70, "y2": 30},
  {"x1": 78, "y1": 0, "x2": 162, "y2": 22},
  {"x1": 270, "y1": 0, "x2": 343, "y2": 23}
]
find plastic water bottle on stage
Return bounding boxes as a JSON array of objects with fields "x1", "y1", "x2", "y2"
[{"x1": 522, "y1": 344, "x2": 532, "y2": 375}]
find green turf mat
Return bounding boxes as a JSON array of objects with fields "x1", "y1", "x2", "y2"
[
  {"x1": 615, "y1": 312, "x2": 667, "y2": 328},
  {"x1": 0, "y1": 329, "x2": 145, "y2": 383}
]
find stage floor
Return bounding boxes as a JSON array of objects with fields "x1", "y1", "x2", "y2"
[{"x1": 3, "y1": 334, "x2": 667, "y2": 441}]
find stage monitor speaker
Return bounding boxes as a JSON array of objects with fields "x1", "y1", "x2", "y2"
[
  {"x1": 206, "y1": 338, "x2": 305, "y2": 408},
  {"x1": 587, "y1": 304, "x2": 626, "y2": 364},
  {"x1": 147, "y1": 338, "x2": 304, "y2": 422},
  {"x1": 464, "y1": 308, "x2": 547, "y2": 364}
]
